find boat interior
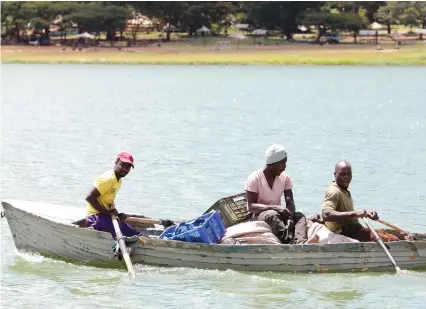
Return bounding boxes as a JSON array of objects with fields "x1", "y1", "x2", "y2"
[
  {"x1": 72, "y1": 216, "x2": 164, "y2": 238},
  {"x1": 72, "y1": 193, "x2": 249, "y2": 239},
  {"x1": 71, "y1": 193, "x2": 426, "y2": 242}
]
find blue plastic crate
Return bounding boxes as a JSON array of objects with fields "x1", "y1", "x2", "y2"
[{"x1": 159, "y1": 211, "x2": 226, "y2": 244}]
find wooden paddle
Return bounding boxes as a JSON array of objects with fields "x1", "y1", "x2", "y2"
[
  {"x1": 125, "y1": 216, "x2": 180, "y2": 226},
  {"x1": 362, "y1": 218, "x2": 404, "y2": 274},
  {"x1": 111, "y1": 215, "x2": 136, "y2": 279},
  {"x1": 377, "y1": 219, "x2": 407, "y2": 234}
]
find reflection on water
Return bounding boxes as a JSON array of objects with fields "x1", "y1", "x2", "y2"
[{"x1": 1, "y1": 247, "x2": 426, "y2": 309}]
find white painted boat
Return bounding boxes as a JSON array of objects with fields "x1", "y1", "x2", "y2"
[{"x1": 2, "y1": 198, "x2": 426, "y2": 272}]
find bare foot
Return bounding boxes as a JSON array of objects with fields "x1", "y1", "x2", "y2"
[{"x1": 306, "y1": 234, "x2": 320, "y2": 244}]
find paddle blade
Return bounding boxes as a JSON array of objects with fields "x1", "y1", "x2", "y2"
[{"x1": 396, "y1": 267, "x2": 407, "y2": 276}]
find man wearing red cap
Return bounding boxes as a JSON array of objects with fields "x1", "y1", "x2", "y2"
[{"x1": 85, "y1": 152, "x2": 140, "y2": 242}]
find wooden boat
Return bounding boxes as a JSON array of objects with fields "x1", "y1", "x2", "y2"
[{"x1": 2, "y1": 194, "x2": 426, "y2": 272}]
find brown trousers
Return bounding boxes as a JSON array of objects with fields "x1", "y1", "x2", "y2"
[
  {"x1": 254, "y1": 210, "x2": 307, "y2": 244},
  {"x1": 342, "y1": 224, "x2": 400, "y2": 242}
]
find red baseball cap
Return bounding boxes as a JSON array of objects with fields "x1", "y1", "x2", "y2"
[{"x1": 117, "y1": 152, "x2": 134, "y2": 168}]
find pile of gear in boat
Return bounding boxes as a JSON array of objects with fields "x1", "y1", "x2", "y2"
[{"x1": 159, "y1": 211, "x2": 412, "y2": 246}]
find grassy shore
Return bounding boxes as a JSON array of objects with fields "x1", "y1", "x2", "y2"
[{"x1": 2, "y1": 42, "x2": 426, "y2": 65}]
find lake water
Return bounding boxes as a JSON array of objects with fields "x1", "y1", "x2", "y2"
[{"x1": 1, "y1": 64, "x2": 425, "y2": 309}]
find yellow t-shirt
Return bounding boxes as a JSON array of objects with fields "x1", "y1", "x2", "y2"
[
  {"x1": 321, "y1": 182, "x2": 359, "y2": 233},
  {"x1": 87, "y1": 170, "x2": 122, "y2": 215}
]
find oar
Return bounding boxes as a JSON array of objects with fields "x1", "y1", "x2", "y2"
[
  {"x1": 125, "y1": 216, "x2": 180, "y2": 226},
  {"x1": 362, "y1": 218, "x2": 403, "y2": 274},
  {"x1": 111, "y1": 214, "x2": 136, "y2": 279},
  {"x1": 377, "y1": 219, "x2": 408, "y2": 234}
]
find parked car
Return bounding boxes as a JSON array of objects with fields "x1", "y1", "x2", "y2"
[{"x1": 324, "y1": 33, "x2": 341, "y2": 44}]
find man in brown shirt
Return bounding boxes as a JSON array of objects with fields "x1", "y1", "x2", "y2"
[{"x1": 321, "y1": 160, "x2": 380, "y2": 242}]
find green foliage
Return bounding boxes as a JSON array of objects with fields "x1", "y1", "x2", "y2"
[
  {"x1": 374, "y1": 2, "x2": 405, "y2": 33},
  {"x1": 301, "y1": 11, "x2": 366, "y2": 41},
  {"x1": 401, "y1": 6, "x2": 420, "y2": 28},
  {"x1": 246, "y1": 2, "x2": 320, "y2": 39},
  {"x1": 63, "y1": 2, "x2": 131, "y2": 35},
  {"x1": 374, "y1": 2, "x2": 425, "y2": 33},
  {"x1": 403, "y1": 2, "x2": 426, "y2": 29},
  {"x1": 1, "y1": 2, "x2": 28, "y2": 39},
  {"x1": 2, "y1": 1, "x2": 425, "y2": 43},
  {"x1": 375, "y1": 4, "x2": 396, "y2": 25}
]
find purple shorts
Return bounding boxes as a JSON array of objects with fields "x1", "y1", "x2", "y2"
[{"x1": 86, "y1": 213, "x2": 140, "y2": 239}]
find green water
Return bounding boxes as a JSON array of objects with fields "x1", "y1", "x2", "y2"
[{"x1": 1, "y1": 65, "x2": 425, "y2": 308}]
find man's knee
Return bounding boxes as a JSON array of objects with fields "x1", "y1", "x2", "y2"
[
  {"x1": 258, "y1": 210, "x2": 281, "y2": 221},
  {"x1": 293, "y1": 212, "x2": 306, "y2": 221}
]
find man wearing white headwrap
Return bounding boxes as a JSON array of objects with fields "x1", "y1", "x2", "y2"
[
  {"x1": 244, "y1": 144, "x2": 307, "y2": 244},
  {"x1": 265, "y1": 144, "x2": 288, "y2": 165}
]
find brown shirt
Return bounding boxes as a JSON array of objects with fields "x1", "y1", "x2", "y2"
[{"x1": 321, "y1": 182, "x2": 359, "y2": 233}]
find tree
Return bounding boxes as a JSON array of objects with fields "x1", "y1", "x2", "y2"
[
  {"x1": 408, "y1": 2, "x2": 426, "y2": 29},
  {"x1": 1, "y1": 1, "x2": 28, "y2": 42},
  {"x1": 300, "y1": 12, "x2": 331, "y2": 42},
  {"x1": 246, "y1": 2, "x2": 281, "y2": 35},
  {"x1": 418, "y1": 2, "x2": 426, "y2": 28},
  {"x1": 127, "y1": 13, "x2": 142, "y2": 46},
  {"x1": 180, "y1": 2, "x2": 236, "y2": 36},
  {"x1": 374, "y1": 2, "x2": 404, "y2": 34},
  {"x1": 326, "y1": 1, "x2": 368, "y2": 41},
  {"x1": 401, "y1": 6, "x2": 420, "y2": 30},
  {"x1": 137, "y1": 2, "x2": 235, "y2": 39},
  {"x1": 246, "y1": 1, "x2": 319, "y2": 40},
  {"x1": 139, "y1": 1, "x2": 185, "y2": 41},
  {"x1": 62, "y1": 3, "x2": 104, "y2": 34},
  {"x1": 205, "y1": 2, "x2": 237, "y2": 35},
  {"x1": 125, "y1": 2, "x2": 156, "y2": 45},
  {"x1": 301, "y1": 11, "x2": 365, "y2": 42},
  {"x1": 48, "y1": 2, "x2": 79, "y2": 43},
  {"x1": 361, "y1": 2, "x2": 387, "y2": 23},
  {"x1": 180, "y1": 2, "x2": 213, "y2": 36},
  {"x1": 63, "y1": 2, "x2": 131, "y2": 45},
  {"x1": 401, "y1": 1, "x2": 426, "y2": 38},
  {"x1": 218, "y1": 13, "x2": 235, "y2": 35},
  {"x1": 328, "y1": 1, "x2": 387, "y2": 23},
  {"x1": 20, "y1": 1, "x2": 60, "y2": 39},
  {"x1": 102, "y1": 5, "x2": 132, "y2": 43}
]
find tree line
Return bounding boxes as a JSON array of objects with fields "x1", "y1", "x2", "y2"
[{"x1": 2, "y1": 1, "x2": 426, "y2": 44}]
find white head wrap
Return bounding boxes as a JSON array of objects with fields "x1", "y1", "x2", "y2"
[{"x1": 265, "y1": 144, "x2": 287, "y2": 165}]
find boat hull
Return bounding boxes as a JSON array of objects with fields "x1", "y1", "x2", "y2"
[
  {"x1": 3, "y1": 200, "x2": 426, "y2": 272},
  {"x1": 3, "y1": 200, "x2": 120, "y2": 266}
]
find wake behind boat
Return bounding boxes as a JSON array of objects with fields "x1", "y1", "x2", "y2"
[{"x1": 2, "y1": 194, "x2": 426, "y2": 273}]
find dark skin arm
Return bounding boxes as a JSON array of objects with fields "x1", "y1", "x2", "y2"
[
  {"x1": 322, "y1": 209, "x2": 379, "y2": 222},
  {"x1": 246, "y1": 191, "x2": 293, "y2": 216},
  {"x1": 85, "y1": 187, "x2": 119, "y2": 216},
  {"x1": 283, "y1": 189, "x2": 295, "y2": 214}
]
